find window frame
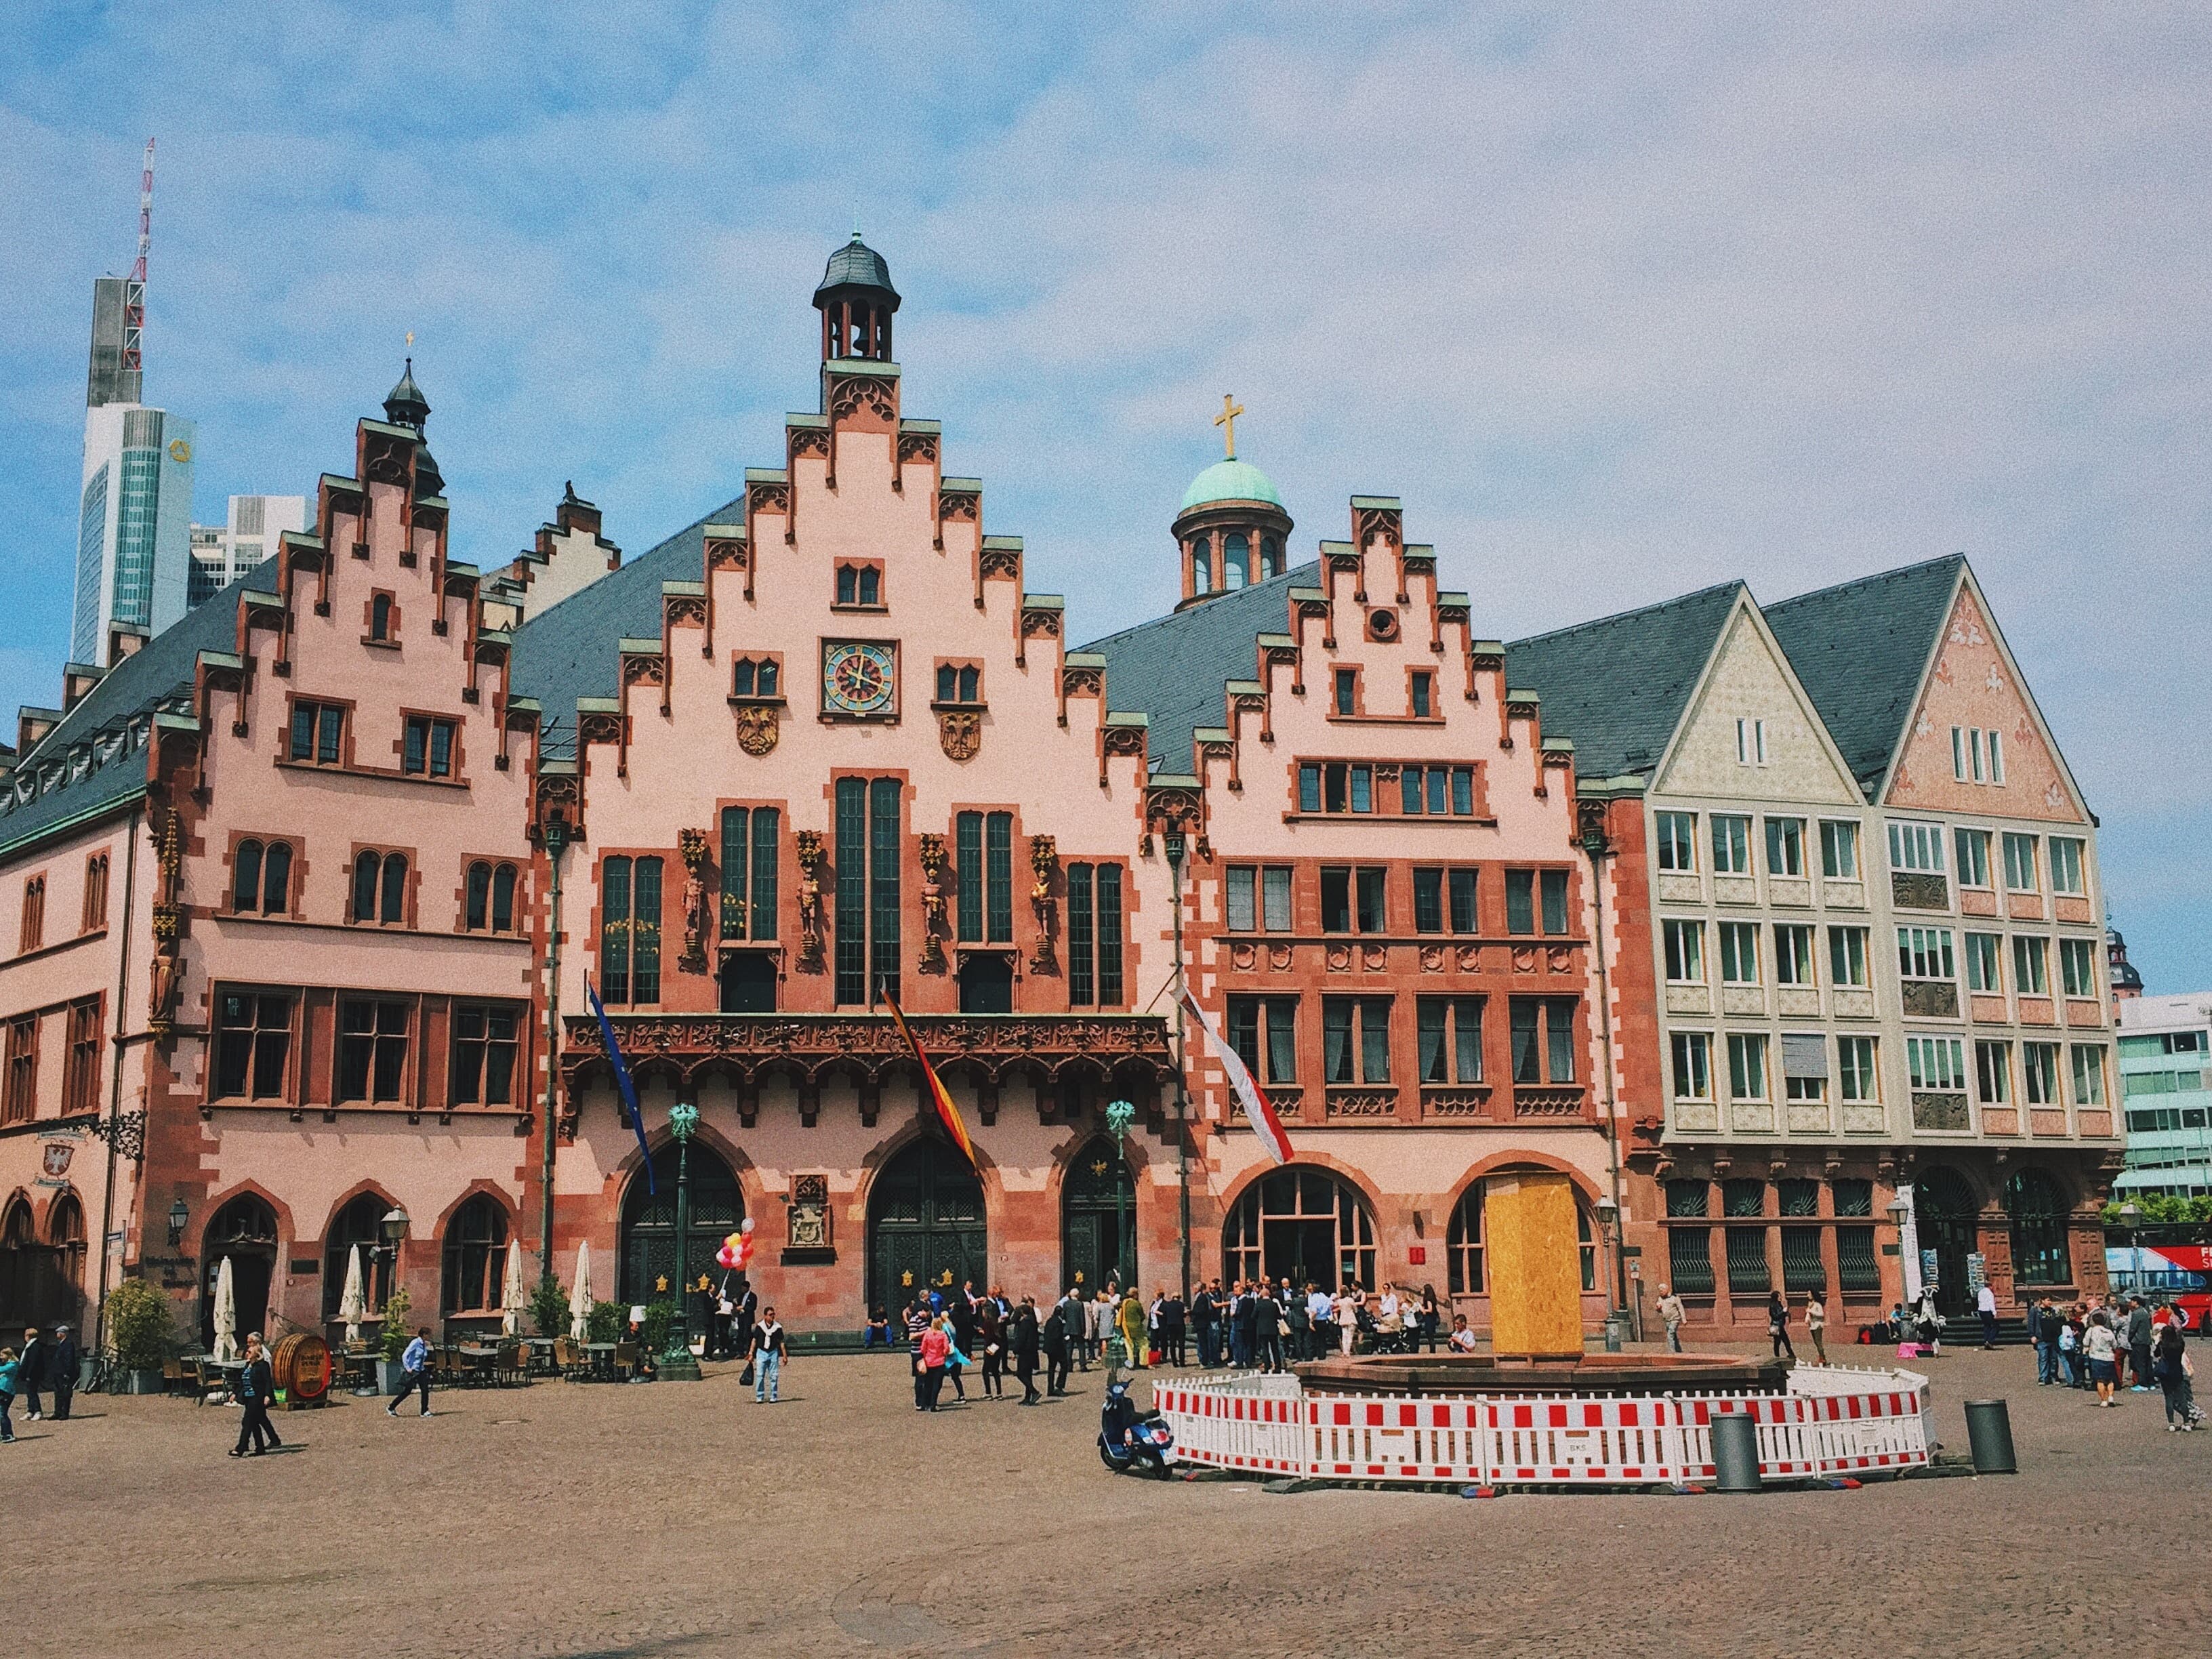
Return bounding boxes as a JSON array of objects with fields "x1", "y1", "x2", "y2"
[
  {"x1": 1818, "y1": 819, "x2": 1860, "y2": 880},
  {"x1": 1663, "y1": 919, "x2": 1705, "y2": 985},
  {"x1": 1655, "y1": 811, "x2": 1698, "y2": 873}
]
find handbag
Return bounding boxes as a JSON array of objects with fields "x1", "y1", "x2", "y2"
[{"x1": 739, "y1": 1359, "x2": 755, "y2": 1386}]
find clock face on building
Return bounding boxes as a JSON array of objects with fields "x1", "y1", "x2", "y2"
[{"x1": 822, "y1": 640, "x2": 897, "y2": 718}]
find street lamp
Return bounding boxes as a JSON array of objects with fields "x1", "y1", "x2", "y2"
[
  {"x1": 1105, "y1": 1098, "x2": 1136, "y2": 1294},
  {"x1": 167, "y1": 1200, "x2": 188, "y2": 1248},
  {"x1": 1594, "y1": 1195, "x2": 1624, "y2": 1349},
  {"x1": 2116, "y1": 1200, "x2": 2144, "y2": 1293},
  {"x1": 661, "y1": 1101, "x2": 702, "y2": 1380},
  {"x1": 380, "y1": 1205, "x2": 409, "y2": 1250},
  {"x1": 1160, "y1": 828, "x2": 1191, "y2": 1301}
]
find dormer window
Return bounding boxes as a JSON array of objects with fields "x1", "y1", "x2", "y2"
[
  {"x1": 935, "y1": 662, "x2": 983, "y2": 705},
  {"x1": 732, "y1": 657, "x2": 782, "y2": 699},
  {"x1": 835, "y1": 563, "x2": 883, "y2": 608}
]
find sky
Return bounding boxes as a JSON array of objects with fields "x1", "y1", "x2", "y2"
[{"x1": 3, "y1": 3, "x2": 2208, "y2": 985}]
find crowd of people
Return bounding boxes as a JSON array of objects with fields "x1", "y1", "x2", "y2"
[
  {"x1": 0, "y1": 1323, "x2": 80, "y2": 1444},
  {"x1": 2024, "y1": 1293, "x2": 2201, "y2": 1427}
]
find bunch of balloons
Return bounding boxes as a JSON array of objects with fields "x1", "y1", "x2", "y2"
[{"x1": 715, "y1": 1216, "x2": 756, "y2": 1272}]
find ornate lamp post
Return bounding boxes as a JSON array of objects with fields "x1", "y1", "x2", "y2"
[
  {"x1": 1105, "y1": 1098, "x2": 1136, "y2": 1292},
  {"x1": 661, "y1": 1101, "x2": 703, "y2": 1381},
  {"x1": 1161, "y1": 827, "x2": 1191, "y2": 1301},
  {"x1": 2116, "y1": 1200, "x2": 2144, "y2": 1292}
]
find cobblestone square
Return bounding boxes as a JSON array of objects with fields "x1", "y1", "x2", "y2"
[{"x1": 3, "y1": 1345, "x2": 2207, "y2": 1658}]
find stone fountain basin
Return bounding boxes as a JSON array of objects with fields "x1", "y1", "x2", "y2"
[{"x1": 1291, "y1": 1351, "x2": 1791, "y2": 1397}]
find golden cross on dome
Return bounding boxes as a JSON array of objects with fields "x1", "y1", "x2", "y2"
[
  {"x1": 405, "y1": 330, "x2": 414, "y2": 350},
  {"x1": 1214, "y1": 392, "x2": 1244, "y2": 459}
]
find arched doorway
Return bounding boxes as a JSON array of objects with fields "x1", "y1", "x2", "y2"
[
  {"x1": 619, "y1": 1141, "x2": 744, "y2": 1305},
  {"x1": 2005, "y1": 1168, "x2": 2070, "y2": 1289},
  {"x1": 322, "y1": 1193, "x2": 396, "y2": 1321},
  {"x1": 1223, "y1": 1166, "x2": 1376, "y2": 1292},
  {"x1": 1914, "y1": 1167, "x2": 1978, "y2": 1317},
  {"x1": 869, "y1": 1138, "x2": 986, "y2": 1317},
  {"x1": 1444, "y1": 1176, "x2": 1598, "y2": 1297},
  {"x1": 201, "y1": 1195, "x2": 279, "y2": 1351},
  {"x1": 47, "y1": 1192, "x2": 86, "y2": 1326},
  {"x1": 441, "y1": 1194, "x2": 511, "y2": 1319},
  {"x1": 2, "y1": 1196, "x2": 67, "y2": 1330},
  {"x1": 1062, "y1": 1135, "x2": 1134, "y2": 1294}
]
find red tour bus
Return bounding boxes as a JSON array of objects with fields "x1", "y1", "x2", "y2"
[{"x1": 2105, "y1": 1244, "x2": 2212, "y2": 1330}]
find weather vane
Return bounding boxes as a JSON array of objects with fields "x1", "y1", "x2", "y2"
[{"x1": 1214, "y1": 392, "x2": 1244, "y2": 459}]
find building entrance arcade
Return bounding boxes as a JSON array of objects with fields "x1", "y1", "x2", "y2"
[
  {"x1": 1223, "y1": 1166, "x2": 1376, "y2": 1292},
  {"x1": 619, "y1": 1142, "x2": 745, "y2": 1305},
  {"x1": 869, "y1": 1136, "x2": 987, "y2": 1317}
]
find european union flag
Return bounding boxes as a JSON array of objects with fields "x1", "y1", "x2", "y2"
[{"x1": 586, "y1": 974, "x2": 655, "y2": 1194}]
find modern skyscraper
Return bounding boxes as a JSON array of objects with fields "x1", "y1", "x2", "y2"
[
  {"x1": 70, "y1": 140, "x2": 197, "y2": 667},
  {"x1": 189, "y1": 495, "x2": 305, "y2": 607}
]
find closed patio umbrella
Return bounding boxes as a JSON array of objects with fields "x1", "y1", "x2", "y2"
[
  {"x1": 340, "y1": 1244, "x2": 367, "y2": 1347},
  {"x1": 211, "y1": 1256, "x2": 239, "y2": 1362},
  {"x1": 501, "y1": 1237, "x2": 526, "y2": 1338},
  {"x1": 569, "y1": 1240, "x2": 592, "y2": 1343}
]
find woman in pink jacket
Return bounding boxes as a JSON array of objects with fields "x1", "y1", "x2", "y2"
[{"x1": 914, "y1": 1317, "x2": 951, "y2": 1412}]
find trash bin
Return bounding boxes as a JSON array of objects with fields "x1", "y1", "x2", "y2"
[
  {"x1": 1603, "y1": 1315, "x2": 1626, "y2": 1353},
  {"x1": 1711, "y1": 1410, "x2": 1762, "y2": 1492},
  {"x1": 1963, "y1": 1398, "x2": 2018, "y2": 1474}
]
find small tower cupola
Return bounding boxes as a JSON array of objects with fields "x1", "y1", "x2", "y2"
[
  {"x1": 1172, "y1": 393, "x2": 1292, "y2": 609},
  {"x1": 814, "y1": 232, "x2": 901, "y2": 363},
  {"x1": 384, "y1": 357, "x2": 430, "y2": 432}
]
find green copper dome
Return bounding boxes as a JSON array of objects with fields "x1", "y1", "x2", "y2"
[{"x1": 1179, "y1": 458, "x2": 1282, "y2": 514}]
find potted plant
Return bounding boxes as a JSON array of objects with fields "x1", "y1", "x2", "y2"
[
  {"x1": 529, "y1": 1272, "x2": 569, "y2": 1340},
  {"x1": 105, "y1": 1277, "x2": 174, "y2": 1394},
  {"x1": 375, "y1": 1286, "x2": 412, "y2": 1395},
  {"x1": 586, "y1": 1300, "x2": 625, "y2": 1345}
]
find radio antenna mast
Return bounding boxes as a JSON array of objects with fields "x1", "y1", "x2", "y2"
[{"x1": 122, "y1": 138, "x2": 154, "y2": 375}]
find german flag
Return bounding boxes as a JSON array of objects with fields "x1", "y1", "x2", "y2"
[{"x1": 884, "y1": 994, "x2": 978, "y2": 1168}]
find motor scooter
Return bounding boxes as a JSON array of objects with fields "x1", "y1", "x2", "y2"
[{"x1": 1097, "y1": 1378, "x2": 1175, "y2": 1475}]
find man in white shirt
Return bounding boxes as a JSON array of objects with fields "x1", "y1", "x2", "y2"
[{"x1": 1977, "y1": 1282, "x2": 2000, "y2": 1349}]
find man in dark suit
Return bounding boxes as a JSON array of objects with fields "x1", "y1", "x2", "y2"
[
  {"x1": 46, "y1": 1325, "x2": 79, "y2": 1420},
  {"x1": 228, "y1": 1332, "x2": 280, "y2": 1458},
  {"x1": 1042, "y1": 1294, "x2": 1073, "y2": 1396},
  {"x1": 1011, "y1": 1298, "x2": 1042, "y2": 1406},
  {"x1": 16, "y1": 1327, "x2": 45, "y2": 1420}
]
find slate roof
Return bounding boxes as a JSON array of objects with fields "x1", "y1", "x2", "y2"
[
  {"x1": 508, "y1": 495, "x2": 743, "y2": 760},
  {"x1": 0, "y1": 559, "x2": 272, "y2": 857},
  {"x1": 815, "y1": 234, "x2": 898, "y2": 301},
  {"x1": 1763, "y1": 554, "x2": 1964, "y2": 794},
  {"x1": 1078, "y1": 562, "x2": 1318, "y2": 776},
  {"x1": 1503, "y1": 581, "x2": 1745, "y2": 781}
]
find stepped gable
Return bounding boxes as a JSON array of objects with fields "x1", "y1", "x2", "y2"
[
  {"x1": 1762, "y1": 553, "x2": 1965, "y2": 796},
  {"x1": 1502, "y1": 581, "x2": 1744, "y2": 781},
  {"x1": 0, "y1": 558, "x2": 274, "y2": 857},
  {"x1": 507, "y1": 495, "x2": 743, "y2": 760},
  {"x1": 1078, "y1": 560, "x2": 1317, "y2": 775}
]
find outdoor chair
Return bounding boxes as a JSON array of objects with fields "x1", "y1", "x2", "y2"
[{"x1": 613, "y1": 1340, "x2": 638, "y2": 1380}]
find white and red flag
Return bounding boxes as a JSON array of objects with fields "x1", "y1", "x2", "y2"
[{"x1": 1181, "y1": 987, "x2": 1292, "y2": 1166}]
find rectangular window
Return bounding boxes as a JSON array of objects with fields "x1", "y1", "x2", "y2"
[
  {"x1": 1417, "y1": 996, "x2": 1483, "y2": 1084},
  {"x1": 1333, "y1": 669, "x2": 1356, "y2": 716},
  {"x1": 2022, "y1": 1042, "x2": 2060, "y2": 1106},
  {"x1": 956, "y1": 812, "x2": 984, "y2": 943},
  {"x1": 2049, "y1": 837, "x2": 2086, "y2": 896},
  {"x1": 1320, "y1": 867, "x2": 1351, "y2": 934},
  {"x1": 289, "y1": 699, "x2": 346, "y2": 766},
  {"x1": 721, "y1": 808, "x2": 749, "y2": 939},
  {"x1": 450, "y1": 1004, "x2": 520, "y2": 1107},
  {"x1": 1261, "y1": 867, "x2": 1292, "y2": 932},
  {"x1": 402, "y1": 715, "x2": 456, "y2": 779},
  {"x1": 1907, "y1": 1036, "x2": 1968, "y2": 1092},
  {"x1": 2070, "y1": 1044, "x2": 2107, "y2": 1107},
  {"x1": 1540, "y1": 869, "x2": 1569, "y2": 935},
  {"x1": 1774, "y1": 924, "x2": 1816, "y2": 987},
  {"x1": 836, "y1": 780, "x2": 869, "y2": 1004},
  {"x1": 81, "y1": 853, "x2": 110, "y2": 933},
  {"x1": 1506, "y1": 869, "x2": 1535, "y2": 935},
  {"x1": 1298, "y1": 764, "x2": 1322, "y2": 814},
  {"x1": 1965, "y1": 933, "x2": 2003, "y2": 993},
  {"x1": 600, "y1": 857, "x2": 630, "y2": 1004},
  {"x1": 1819, "y1": 820, "x2": 1860, "y2": 880},
  {"x1": 1324, "y1": 764, "x2": 1347, "y2": 813},
  {"x1": 337, "y1": 998, "x2": 410, "y2": 1104},
  {"x1": 1719, "y1": 921, "x2": 1761, "y2": 984},
  {"x1": 1727, "y1": 1033, "x2": 1769, "y2": 1101},
  {"x1": 2060, "y1": 938, "x2": 2097, "y2": 999},
  {"x1": 1227, "y1": 866, "x2": 1257, "y2": 933},
  {"x1": 2002, "y1": 832, "x2": 2040, "y2": 893},
  {"x1": 1664, "y1": 920, "x2": 1705, "y2": 983},
  {"x1": 1838, "y1": 1036, "x2": 1879, "y2": 1102},
  {"x1": 61, "y1": 997, "x2": 103, "y2": 1115},
  {"x1": 870, "y1": 779, "x2": 903, "y2": 1006},
  {"x1": 18, "y1": 876, "x2": 44, "y2": 955},
  {"x1": 1412, "y1": 868, "x2": 1442, "y2": 935},
  {"x1": 1837, "y1": 1225, "x2": 1880, "y2": 1294},
  {"x1": 1828, "y1": 926, "x2": 1869, "y2": 987},
  {"x1": 1711, "y1": 815, "x2": 1751, "y2": 875},
  {"x1": 1668, "y1": 1227, "x2": 1715, "y2": 1296},
  {"x1": 984, "y1": 812, "x2": 1013, "y2": 943},
  {"x1": 1355, "y1": 867, "x2": 1386, "y2": 933},
  {"x1": 1975, "y1": 1040, "x2": 2010, "y2": 1105},
  {"x1": 1447, "y1": 868, "x2": 1477, "y2": 934},
  {"x1": 1449, "y1": 765, "x2": 1474, "y2": 815},
  {"x1": 597, "y1": 855, "x2": 661, "y2": 1006},
  {"x1": 2, "y1": 1017, "x2": 35, "y2": 1124},
  {"x1": 1656, "y1": 811, "x2": 1698, "y2": 873},
  {"x1": 1889, "y1": 821, "x2": 1946, "y2": 874},
  {"x1": 212, "y1": 991, "x2": 293, "y2": 1101},
  {"x1": 1671, "y1": 1031, "x2": 1713, "y2": 1101},
  {"x1": 718, "y1": 807, "x2": 781, "y2": 941},
  {"x1": 1988, "y1": 730, "x2": 2005, "y2": 783},
  {"x1": 1229, "y1": 998, "x2": 1261, "y2": 1077},
  {"x1": 2012, "y1": 935, "x2": 2049, "y2": 996},
  {"x1": 1735, "y1": 717, "x2": 1768, "y2": 766},
  {"x1": 1264, "y1": 997, "x2": 1298, "y2": 1084},
  {"x1": 1897, "y1": 926, "x2": 1955, "y2": 981},
  {"x1": 1067, "y1": 863, "x2": 1125, "y2": 1007},
  {"x1": 1400, "y1": 768, "x2": 1424, "y2": 815},
  {"x1": 1322, "y1": 996, "x2": 1392, "y2": 1084},
  {"x1": 1410, "y1": 672, "x2": 1433, "y2": 718},
  {"x1": 1348, "y1": 766, "x2": 1372, "y2": 814},
  {"x1": 1765, "y1": 817, "x2": 1805, "y2": 877},
  {"x1": 1782, "y1": 1225, "x2": 1824, "y2": 1292},
  {"x1": 749, "y1": 810, "x2": 779, "y2": 941},
  {"x1": 1954, "y1": 828, "x2": 1991, "y2": 888},
  {"x1": 1726, "y1": 1226, "x2": 1771, "y2": 1294},
  {"x1": 1509, "y1": 997, "x2": 1578, "y2": 1084}
]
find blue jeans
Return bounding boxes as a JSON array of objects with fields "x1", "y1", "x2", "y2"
[
  {"x1": 1, "y1": 1389, "x2": 14, "y2": 1440},
  {"x1": 753, "y1": 1352, "x2": 780, "y2": 1401},
  {"x1": 2036, "y1": 1340, "x2": 2059, "y2": 1385}
]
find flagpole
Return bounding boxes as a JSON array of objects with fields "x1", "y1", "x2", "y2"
[{"x1": 1164, "y1": 828, "x2": 1191, "y2": 1303}]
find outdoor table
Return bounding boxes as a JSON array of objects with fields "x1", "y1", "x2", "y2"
[
  {"x1": 456, "y1": 1346, "x2": 501, "y2": 1386},
  {"x1": 583, "y1": 1343, "x2": 616, "y2": 1380}
]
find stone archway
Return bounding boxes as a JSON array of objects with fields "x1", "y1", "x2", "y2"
[
  {"x1": 619, "y1": 1141, "x2": 745, "y2": 1307},
  {"x1": 869, "y1": 1138, "x2": 986, "y2": 1319},
  {"x1": 1061, "y1": 1135, "x2": 1134, "y2": 1296},
  {"x1": 1222, "y1": 1165, "x2": 1376, "y2": 1292},
  {"x1": 201, "y1": 1194, "x2": 279, "y2": 1351},
  {"x1": 1914, "y1": 1166, "x2": 1978, "y2": 1317}
]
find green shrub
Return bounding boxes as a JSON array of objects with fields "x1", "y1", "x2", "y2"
[
  {"x1": 378, "y1": 1286, "x2": 413, "y2": 1361},
  {"x1": 529, "y1": 1273, "x2": 570, "y2": 1338},
  {"x1": 586, "y1": 1300, "x2": 624, "y2": 1345},
  {"x1": 640, "y1": 1298, "x2": 675, "y2": 1354},
  {"x1": 105, "y1": 1277, "x2": 175, "y2": 1369}
]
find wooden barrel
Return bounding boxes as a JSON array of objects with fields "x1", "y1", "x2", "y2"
[{"x1": 272, "y1": 1332, "x2": 331, "y2": 1407}]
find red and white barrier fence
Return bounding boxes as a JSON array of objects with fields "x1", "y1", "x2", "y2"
[{"x1": 1151, "y1": 1364, "x2": 1932, "y2": 1488}]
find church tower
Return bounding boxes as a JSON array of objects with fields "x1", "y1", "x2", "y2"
[
  {"x1": 814, "y1": 232, "x2": 900, "y2": 365},
  {"x1": 1172, "y1": 394, "x2": 1292, "y2": 609}
]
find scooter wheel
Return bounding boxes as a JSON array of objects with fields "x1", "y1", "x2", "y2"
[{"x1": 1099, "y1": 1440, "x2": 1125, "y2": 1472}]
